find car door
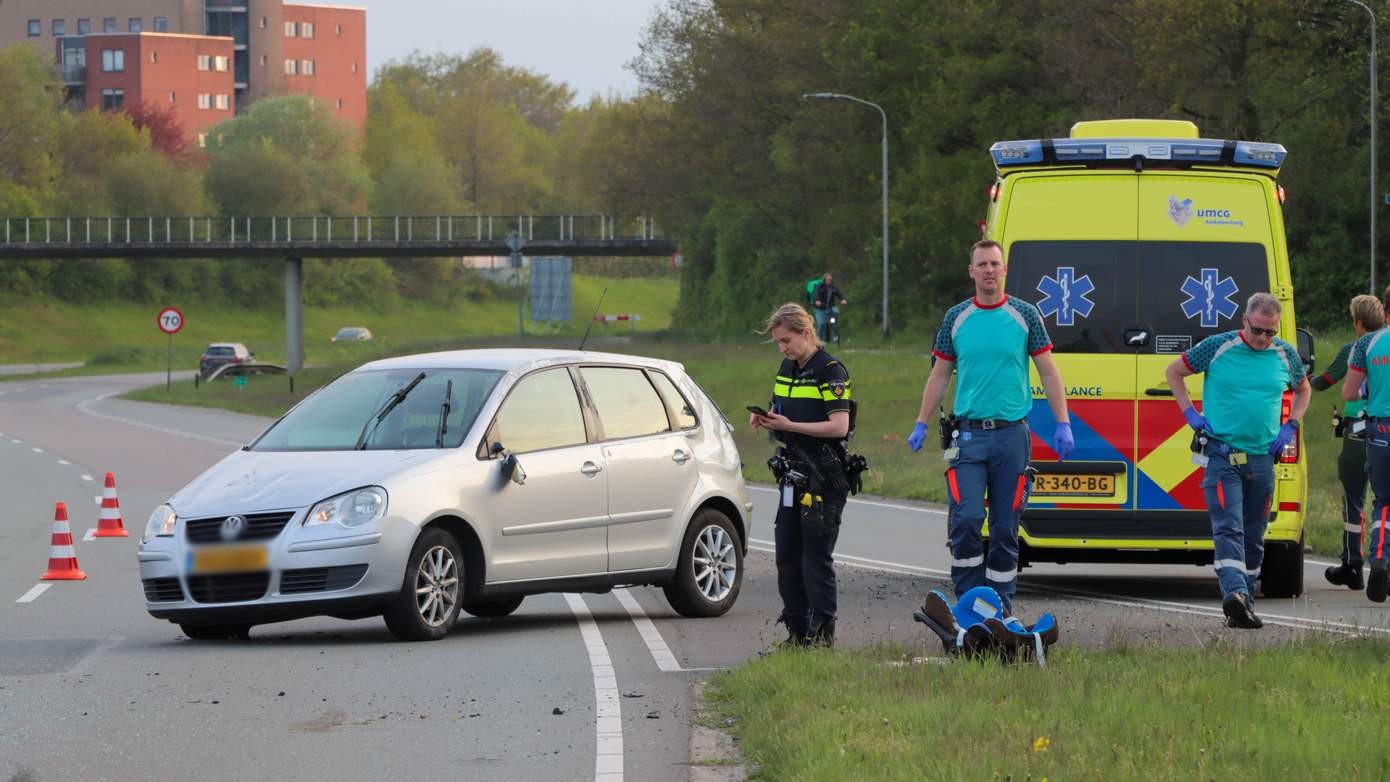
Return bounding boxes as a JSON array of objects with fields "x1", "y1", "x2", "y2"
[
  {"x1": 479, "y1": 367, "x2": 609, "y2": 582},
  {"x1": 579, "y1": 365, "x2": 699, "y2": 572}
]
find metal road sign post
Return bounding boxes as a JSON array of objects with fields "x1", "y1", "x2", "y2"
[
  {"x1": 507, "y1": 232, "x2": 525, "y2": 337},
  {"x1": 156, "y1": 306, "x2": 184, "y2": 391}
]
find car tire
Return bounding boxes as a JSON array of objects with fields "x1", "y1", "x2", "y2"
[
  {"x1": 179, "y1": 623, "x2": 251, "y2": 640},
  {"x1": 382, "y1": 527, "x2": 463, "y2": 641},
  {"x1": 461, "y1": 596, "x2": 524, "y2": 618},
  {"x1": 1259, "y1": 538, "x2": 1304, "y2": 599},
  {"x1": 663, "y1": 508, "x2": 743, "y2": 618}
]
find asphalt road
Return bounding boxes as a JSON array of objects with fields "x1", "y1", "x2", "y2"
[{"x1": 1, "y1": 373, "x2": 1386, "y2": 781}]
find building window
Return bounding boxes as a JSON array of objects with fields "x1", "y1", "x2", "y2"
[
  {"x1": 27, "y1": 20, "x2": 40, "y2": 37},
  {"x1": 336, "y1": 24, "x2": 342, "y2": 35},
  {"x1": 300, "y1": 59, "x2": 314, "y2": 76},
  {"x1": 169, "y1": 91, "x2": 176, "y2": 103},
  {"x1": 284, "y1": 59, "x2": 297, "y2": 75},
  {"x1": 260, "y1": 17, "x2": 268, "y2": 29},
  {"x1": 284, "y1": 21, "x2": 296, "y2": 38},
  {"x1": 197, "y1": 54, "x2": 211, "y2": 71},
  {"x1": 53, "y1": 19, "x2": 66, "y2": 36},
  {"x1": 197, "y1": 93, "x2": 211, "y2": 110},
  {"x1": 103, "y1": 18, "x2": 116, "y2": 33},
  {"x1": 336, "y1": 98, "x2": 343, "y2": 109},
  {"x1": 351, "y1": 61, "x2": 358, "y2": 74},
  {"x1": 215, "y1": 94, "x2": 230, "y2": 110},
  {"x1": 259, "y1": 54, "x2": 267, "y2": 66},
  {"x1": 101, "y1": 89, "x2": 125, "y2": 111},
  {"x1": 77, "y1": 18, "x2": 91, "y2": 35},
  {"x1": 149, "y1": 50, "x2": 157, "y2": 64},
  {"x1": 153, "y1": 17, "x2": 168, "y2": 33},
  {"x1": 300, "y1": 22, "x2": 314, "y2": 38},
  {"x1": 129, "y1": 18, "x2": 142, "y2": 33},
  {"x1": 197, "y1": 133, "x2": 208, "y2": 148},
  {"x1": 101, "y1": 49, "x2": 125, "y2": 73},
  {"x1": 213, "y1": 55, "x2": 229, "y2": 72}
]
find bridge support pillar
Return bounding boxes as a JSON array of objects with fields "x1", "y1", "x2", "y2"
[{"x1": 285, "y1": 257, "x2": 304, "y2": 374}]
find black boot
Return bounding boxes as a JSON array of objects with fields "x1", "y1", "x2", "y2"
[
  {"x1": 760, "y1": 619, "x2": 809, "y2": 656},
  {"x1": 807, "y1": 618, "x2": 835, "y2": 648},
  {"x1": 1325, "y1": 563, "x2": 1365, "y2": 591},
  {"x1": 1222, "y1": 591, "x2": 1263, "y2": 629}
]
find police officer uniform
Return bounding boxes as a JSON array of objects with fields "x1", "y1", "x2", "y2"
[
  {"x1": 1313, "y1": 340, "x2": 1370, "y2": 588},
  {"x1": 769, "y1": 347, "x2": 852, "y2": 644},
  {"x1": 1182, "y1": 331, "x2": 1305, "y2": 614},
  {"x1": 1349, "y1": 328, "x2": 1390, "y2": 601},
  {"x1": 932, "y1": 294, "x2": 1053, "y2": 610}
]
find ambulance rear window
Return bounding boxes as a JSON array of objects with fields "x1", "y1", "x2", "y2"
[{"x1": 1006, "y1": 241, "x2": 1134, "y2": 354}]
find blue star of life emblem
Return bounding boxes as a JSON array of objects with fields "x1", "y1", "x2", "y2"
[
  {"x1": 1180, "y1": 268, "x2": 1239, "y2": 328},
  {"x1": 1036, "y1": 266, "x2": 1095, "y2": 327}
]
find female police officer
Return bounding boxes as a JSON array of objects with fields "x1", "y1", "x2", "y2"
[{"x1": 750, "y1": 303, "x2": 852, "y2": 647}]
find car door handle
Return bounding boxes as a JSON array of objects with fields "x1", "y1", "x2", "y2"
[
  {"x1": 672, "y1": 449, "x2": 691, "y2": 465},
  {"x1": 1144, "y1": 387, "x2": 1174, "y2": 397},
  {"x1": 580, "y1": 461, "x2": 603, "y2": 477}
]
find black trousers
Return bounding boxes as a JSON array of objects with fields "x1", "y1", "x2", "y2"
[
  {"x1": 1339, "y1": 435, "x2": 1369, "y2": 567},
  {"x1": 773, "y1": 496, "x2": 841, "y2": 635}
]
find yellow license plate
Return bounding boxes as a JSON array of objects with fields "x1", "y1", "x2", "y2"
[
  {"x1": 1032, "y1": 473, "x2": 1115, "y2": 498},
  {"x1": 191, "y1": 546, "x2": 268, "y2": 574}
]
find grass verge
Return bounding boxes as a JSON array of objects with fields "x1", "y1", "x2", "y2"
[{"x1": 706, "y1": 638, "x2": 1390, "y2": 780}]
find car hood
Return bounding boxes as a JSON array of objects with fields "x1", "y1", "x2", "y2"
[{"x1": 170, "y1": 449, "x2": 440, "y2": 518}]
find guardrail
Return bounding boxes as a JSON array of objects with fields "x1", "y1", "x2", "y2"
[{"x1": 0, "y1": 214, "x2": 668, "y2": 245}]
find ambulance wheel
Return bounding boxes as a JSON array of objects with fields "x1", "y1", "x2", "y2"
[{"x1": 1259, "y1": 539, "x2": 1304, "y2": 599}]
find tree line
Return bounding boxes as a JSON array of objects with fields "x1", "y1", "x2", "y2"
[{"x1": 0, "y1": 1, "x2": 1384, "y2": 331}]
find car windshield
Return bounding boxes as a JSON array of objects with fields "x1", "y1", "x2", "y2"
[
  {"x1": 335, "y1": 328, "x2": 361, "y2": 338},
  {"x1": 250, "y1": 368, "x2": 504, "y2": 451},
  {"x1": 207, "y1": 346, "x2": 234, "y2": 356}
]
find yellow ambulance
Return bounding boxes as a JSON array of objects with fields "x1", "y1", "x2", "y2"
[{"x1": 985, "y1": 119, "x2": 1314, "y2": 597}]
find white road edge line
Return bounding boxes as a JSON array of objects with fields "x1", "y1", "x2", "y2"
[
  {"x1": 83, "y1": 528, "x2": 97, "y2": 542},
  {"x1": 16, "y1": 584, "x2": 51, "y2": 603},
  {"x1": 31, "y1": 447, "x2": 43, "y2": 453},
  {"x1": 564, "y1": 593, "x2": 624, "y2": 782},
  {"x1": 76, "y1": 392, "x2": 245, "y2": 447},
  {"x1": 747, "y1": 484, "x2": 946, "y2": 516},
  {"x1": 81, "y1": 474, "x2": 93, "y2": 482},
  {"x1": 747, "y1": 540, "x2": 1390, "y2": 637},
  {"x1": 613, "y1": 588, "x2": 683, "y2": 672},
  {"x1": 56, "y1": 459, "x2": 70, "y2": 466}
]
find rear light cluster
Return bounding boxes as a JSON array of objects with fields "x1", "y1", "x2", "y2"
[{"x1": 1278, "y1": 390, "x2": 1298, "y2": 463}]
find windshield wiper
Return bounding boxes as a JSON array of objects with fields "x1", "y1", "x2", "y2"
[
  {"x1": 355, "y1": 372, "x2": 426, "y2": 450},
  {"x1": 435, "y1": 379, "x2": 453, "y2": 447}
]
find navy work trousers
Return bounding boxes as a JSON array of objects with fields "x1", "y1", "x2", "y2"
[
  {"x1": 1365, "y1": 419, "x2": 1390, "y2": 565},
  {"x1": 944, "y1": 423, "x2": 1031, "y2": 611},
  {"x1": 1338, "y1": 434, "x2": 1368, "y2": 567},
  {"x1": 773, "y1": 497, "x2": 841, "y2": 636}
]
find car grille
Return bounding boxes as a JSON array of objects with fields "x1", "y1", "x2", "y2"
[
  {"x1": 185, "y1": 512, "x2": 295, "y2": 544},
  {"x1": 143, "y1": 577, "x2": 184, "y2": 602},
  {"x1": 187, "y1": 572, "x2": 270, "y2": 603},
  {"x1": 279, "y1": 564, "x2": 369, "y2": 594}
]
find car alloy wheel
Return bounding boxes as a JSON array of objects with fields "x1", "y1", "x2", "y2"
[
  {"x1": 693, "y1": 523, "x2": 737, "y2": 602},
  {"x1": 414, "y1": 545, "x2": 459, "y2": 628}
]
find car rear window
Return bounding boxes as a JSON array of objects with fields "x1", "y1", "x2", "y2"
[
  {"x1": 207, "y1": 346, "x2": 234, "y2": 356},
  {"x1": 1007, "y1": 240, "x2": 1269, "y2": 355}
]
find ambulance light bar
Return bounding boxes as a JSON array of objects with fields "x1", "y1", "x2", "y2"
[{"x1": 989, "y1": 138, "x2": 1286, "y2": 170}]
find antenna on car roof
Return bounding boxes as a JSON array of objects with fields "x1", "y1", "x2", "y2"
[{"x1": 577, "y1": 288, "x2": 608, "y2": 352}]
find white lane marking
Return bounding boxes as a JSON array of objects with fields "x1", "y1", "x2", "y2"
[
  {"x1": 57, "y1": 459, "x2": 70, "y2": 466},
  {"x1": 564, "y1": 593, "x2": 624, "y2": 782},
  {"x1": 81, "y1": 474, "x2": 93, "y2": 482},
  {"x1": 613, "y1": 588, "x2": 683, "y2": 672},
  {"x1": 9, "y1": 439, "x2": 20, "y2": 444},
  {"x1": 83, "y1": 529, "x2": 97, "y2": 542},
  {"x1": 748, "y1": 540, "x2": 1390, "y2": 637},
  {"x1": 31, "y1": 447, "x2": 43, "y2": 453},
  {"x1": 748, "y1": 484, "x2": 946, "y2": 516},
  {"x1": 16, "y1": 584, "x2": 51, "y2": 603},
  {"x1": 76, "y1": 392, "x2": 245, "y2": 447}
]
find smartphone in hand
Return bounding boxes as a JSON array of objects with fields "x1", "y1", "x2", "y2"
[{"x1": 746, "y1": 405, "x2": 770, "y2": 418}]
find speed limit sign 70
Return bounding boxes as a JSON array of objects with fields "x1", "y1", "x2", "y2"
[{"x1": 157, "y1": 307, "x2": 184, "y2": 335}]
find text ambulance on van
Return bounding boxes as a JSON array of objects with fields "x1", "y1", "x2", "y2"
[{"x1": 984, "y1": 119, "x2": 1315, "y2": 597}]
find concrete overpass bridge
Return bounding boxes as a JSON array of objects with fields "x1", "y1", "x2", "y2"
[{"x1": 0, "y1": 214, "x2": 680, "y2": 371}]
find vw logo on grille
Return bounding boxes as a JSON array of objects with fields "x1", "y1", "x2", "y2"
[{"x1": 220, "y1": 515, "x2": 246, "y2": 541}]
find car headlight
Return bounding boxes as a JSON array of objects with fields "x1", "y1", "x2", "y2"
[
  {"x1": 143, "y1": 504, "x2": 177, "y2": 542},
  {"x1": 305, "y1": 487, "x2": 388, "y2": 529}
]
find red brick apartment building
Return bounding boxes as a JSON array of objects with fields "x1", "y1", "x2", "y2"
[{"x1": 0, "y1": 1, "x2": 365, "y2": 143}]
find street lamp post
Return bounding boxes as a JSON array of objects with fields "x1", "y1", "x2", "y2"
[
  {"x1": 1345, "y1": 0, "x2": 1378, "y2": 293},
  {"x1": 803, "y1": 92, "x2": 891, "y2": 336}
]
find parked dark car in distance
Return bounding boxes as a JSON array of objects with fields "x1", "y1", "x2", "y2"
[{"x1": 199, "y1": 343, "x2": 253, "y2": 378}]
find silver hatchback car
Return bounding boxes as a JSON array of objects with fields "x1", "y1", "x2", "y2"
[{"x1": 138, "y1": 349, "x2": 752, "y2": 641}]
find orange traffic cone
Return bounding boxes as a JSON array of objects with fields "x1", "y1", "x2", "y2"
[
  {"x1": 41, "y1": 502, "x2": 87, "y2": 581},
  {"x1": 94, "y1": 472, "x2": 128, "y2": 538}
]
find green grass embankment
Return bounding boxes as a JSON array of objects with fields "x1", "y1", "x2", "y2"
[{"x1": 706, "y1": 638, "x2": 1390, "y2": 780}]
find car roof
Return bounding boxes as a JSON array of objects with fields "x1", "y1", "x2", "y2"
[
  {"x1": 207, "y1": 342, "x2": 246, "y2": 349},
  {"x1": 356, "y1": 348, "x2": 684, "y2": 376}
]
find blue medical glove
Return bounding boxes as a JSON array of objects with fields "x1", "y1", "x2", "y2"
[
  {"x1": 1182, "y1": 406, "x2": 1207, "y2": 432},
  {"x1": 1268, "y1": 421, "x2": 1298, "y2": 455},
  {"x1": 1052, "y1": 421, "x2": 1074, "y2": 461},
  {"x1": 907, "y1": 421, "x2": 929, "y2": 452}
]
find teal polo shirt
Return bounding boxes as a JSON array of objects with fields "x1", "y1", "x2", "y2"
[
  {"x1": 1349, "y1": 328, "x2": 1390, "y2": 417},
  {"x1": 932, "y1": 295, "x2": 1052, "y2": 421},
  {"x1": 1183, "y1": 331, "x2": 1305, "y2": 453}
]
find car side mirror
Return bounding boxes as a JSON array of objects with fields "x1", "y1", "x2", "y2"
[
  {"x1": 1296, "y1": 327, "x2": 1315, "y2": 377},
  {"x1": 493, "y1": 443, "x2": 525, "y2": 485}
]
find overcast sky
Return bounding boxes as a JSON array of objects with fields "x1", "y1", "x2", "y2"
[{"x1": 353, "y1": 0, "x2": 667, "y2": 101}]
